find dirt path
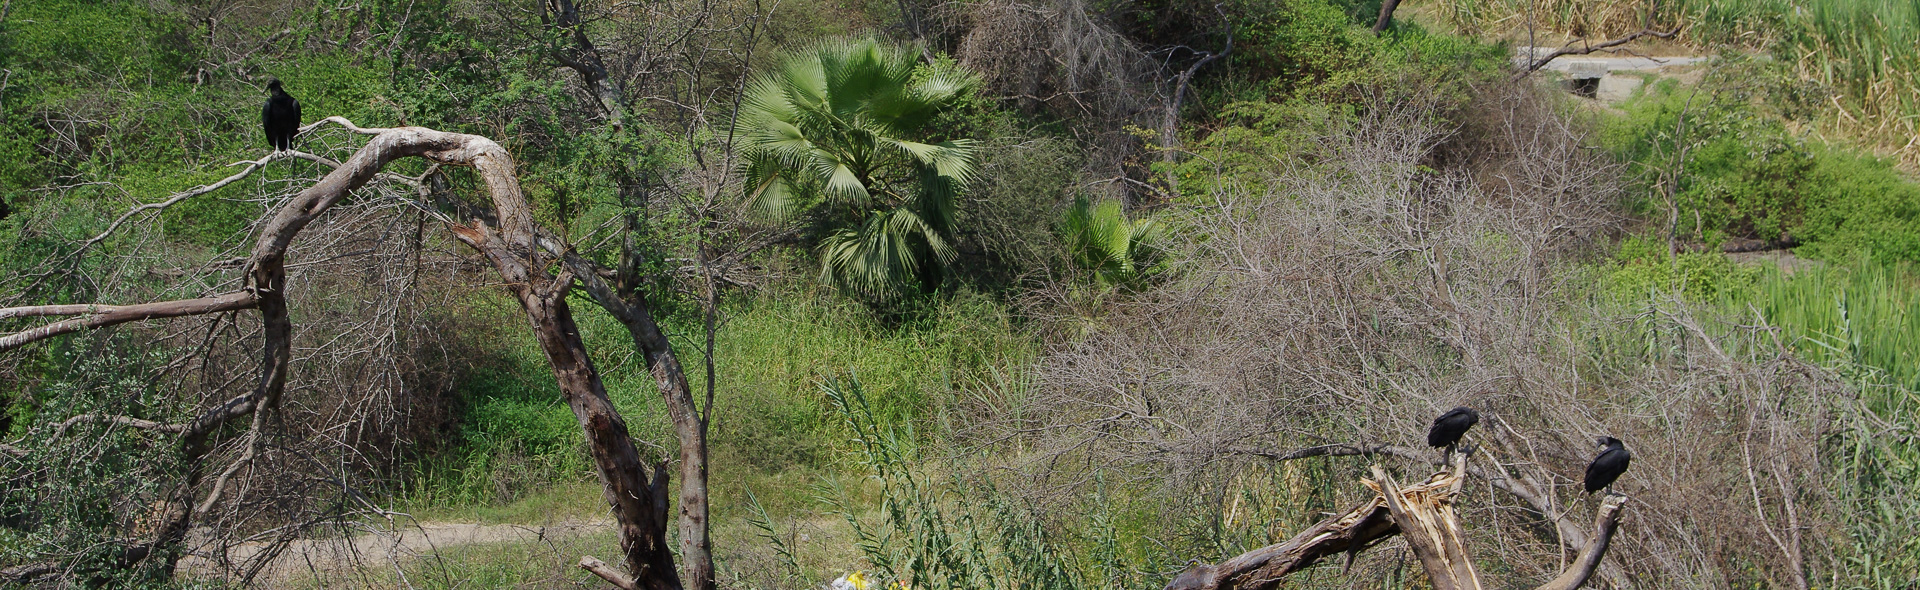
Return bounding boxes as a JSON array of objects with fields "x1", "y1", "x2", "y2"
[{"x1": 175, "y1": 519, "x2": 612, "y2": 583}]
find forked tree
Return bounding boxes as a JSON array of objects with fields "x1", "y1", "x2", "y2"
[
  {"x1": 1164, "y1": 452, "x2": 1628, "y2": 590},
  {"x1": 0, "y1": 118, "x2": 685, "y2": 589}
]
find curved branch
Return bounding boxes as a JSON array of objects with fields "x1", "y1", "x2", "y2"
[
  {"x1": 0, "y1": 292, "x2": 259, "y2": 351},
  {"x1": 80, "y1": 154, "x2": 287, "y2": 249},
  {"x1": 5, "y1": 119, "x2": 679, "y2": 588},
  {"x1": 1536, "y1": 494, "x2": 1627, "y2": 590},
  {"x1": 1165, "y1": 494, "x2": 1395, "y2": 590},
  {"x1": 299, "y1": 115, "x2": 394, "y2": 135}
]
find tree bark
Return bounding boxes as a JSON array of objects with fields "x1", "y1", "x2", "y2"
[
  {"x1": 536, "y1": 5, "x2": 718, "y2": 586},
  {"x1": 0, "y1": 293, "x2": 258, "y2": 351},
  {"x1": 1535, "y1": 494, "x2": 1627, "y2": 590},
  {"x1": 551, "y1": 247, "x2": 712, "y2": 590},
  {"x1": 1372, "y1": 0, "x2": 1402, "y2": 33},
  {"x1": 1164, "y1": 495, "x2": 1397, "y2": 590},
  {"x1": 1369, "y1": 459, "x2": 1484, "y2": 590},
  {"x1": 1170, "y1": 451, "x2": 1628, "y2": 590},
  {"x1": 545, "y1": 0, "x2": 627, "y2": 131},
  {"x1": 392, "y1": 124, "x2": 680, "y2": 589}
]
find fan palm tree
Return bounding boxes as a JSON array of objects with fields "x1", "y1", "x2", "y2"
[
  {"x1": 1059, "y1": 196, "x2": 1162, "y2": 288},
  {"x1": 735, "y1": 39, "x2": 979, "y2": 301}
]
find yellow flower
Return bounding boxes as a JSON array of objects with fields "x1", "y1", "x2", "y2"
[{"x1": 832, "y1": 571, "x2": 871, "y2": 590}]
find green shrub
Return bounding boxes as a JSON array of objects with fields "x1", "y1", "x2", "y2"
[
  {"x1": 1605, "y1": 78, "x2": 1920, "y2": 263},
  {"x1": 1599, "y1": 234, "x2": 1759, "y2": 301},
  {"x1": 1059, "y1": 196, "x2": 1163, "y2": 289},
  {"x1": 0, "y1": 343, "x2": 187, "y2": 587}
]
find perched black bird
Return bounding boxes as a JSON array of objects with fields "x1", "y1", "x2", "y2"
[
  {"x1": 262, "y1": 79, "x2": 302, "y2": 151},
  {"x1": 1426, "y1": 406, "x2": 1479, "y2": 449},
  {"x1": 1583, "y1": 436, "x2": 1632, "y2": 494}
]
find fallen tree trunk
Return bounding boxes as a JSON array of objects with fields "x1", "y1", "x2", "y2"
[
  {"x1": 1166, "y1": 452, "x2": 1627, "y2": 590},
  {"x1": 1163, "y1": 494, "x2": 1396, "y2": 590}
]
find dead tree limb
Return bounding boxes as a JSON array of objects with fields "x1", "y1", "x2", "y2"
[
  {"x1": 1164, "y1": 495, "x2": 1396, "y2": 590},
  {"x1": 0, "y1": 292, "x2": 259, "y2": 351},
  {"x1": 1, "y1": 119, "x2": 682, "y2": 589},
  {"x1": 1369, "y1": 459, "x2": 1483, "y2": 590},
  {"x1": 536, "y1": 8, "x2": 718, "y2": 586},
  {"x1": 581, "y1": 555, "x2": 642, "y2": 590},
  {"x1": 1226, "y1": 442, "x2": 1628, "y2": 586},
  {"x1": 1536, "y1": 494, "x2": 1627, "y2": 590},
  {"x1": 1169, "y1": 452, "x2": 1628, "y2": 590},
  {"x1": 1511, "y1": 28, "x2": 1681, "y2": 81}
]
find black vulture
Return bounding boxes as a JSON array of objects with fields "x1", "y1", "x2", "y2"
[
  {"x1": 1426, "y1": 406, "x2": 1479, "y2": 449},
  {"x1": 262, "y1": 80, "x2": 302, "y2": 151},
  {"x1": 1583, "y1": 436, "x2": 1632, "y2": 494}
]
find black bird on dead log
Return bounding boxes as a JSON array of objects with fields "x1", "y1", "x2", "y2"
[
  {"x1": 1584, "y1": 436, "x2": 1632, "y2": 494},
  {"x1": 262, "y1": 79, "x2": 302, "y2": 152},
  {"x1": 1426, "y1": 406, "x2": 1479, "y2": 455}
]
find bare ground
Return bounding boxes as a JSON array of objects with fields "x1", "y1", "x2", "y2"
[{"x1": 175, "y1": 519, "x2": 613, "y2": 584}]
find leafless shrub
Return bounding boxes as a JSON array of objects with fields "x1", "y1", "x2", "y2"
[
  {"x1": 1005, "y1": 84, "x2": 1847, "y2": 587},
  {"x1": 940, "y1": 0, "x2": 1165, "y2": 201}
]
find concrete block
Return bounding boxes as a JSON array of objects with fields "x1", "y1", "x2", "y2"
[
  {"x1": 1566, "y1": 61, "x2": 1609, "y2": 79},
  {"x1": 1597, "y1": 75, "x2": 1644, "y2": 103}
]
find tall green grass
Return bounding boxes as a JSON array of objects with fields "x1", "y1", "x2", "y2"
[
  {"x1": 402, "y1": 285, "x2": 1036, "y2": 516},
  {"x1": 1727, "y1": 259, "x2": 1920, "y2": 582},
  {"x1": 1740, "y1": 260, "x2": 1920, "y2": 395},
  {"x1": 1598, "y1": 248, "x2": 1920, "y2": 583}
]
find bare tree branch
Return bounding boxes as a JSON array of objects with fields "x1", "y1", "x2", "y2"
[
  {"x1": 1164, "y1": 494, "x2": 1396, "y2": 590},
  {"x1": 581, "y1": 556, "x2": 641, "y2": 590},
  {"x1": 5, "y1": 118, "x2": 682, "y2": 588},
  {"x1": 1535, "y1": 494, "x2": 1627, "y2": 590},
  {"x1": 0, "y1": 292, "x2": 259, "y2": 351},
  {"x1": 1512, "y1": 28, "x2": 1681, "y2": 80}
]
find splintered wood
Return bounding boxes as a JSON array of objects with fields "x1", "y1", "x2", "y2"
[{"x1": 1367, "y1": 452, "x2": 1482, "y2": 590}]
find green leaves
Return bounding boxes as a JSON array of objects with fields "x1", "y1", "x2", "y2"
[
  {"x1": 1058, "y1": 196, "x2": 1162, "y2": 288},
  {"x1": 734, "y1": 39, "x2": 980, "y2": 303}
]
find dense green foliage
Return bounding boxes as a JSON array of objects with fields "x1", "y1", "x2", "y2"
[
  {"x1": 1057, "y1": 197, "x2": 1162, "y2": 288},
  {"x1": 1605, "y1": 78, "x2": 1920, "y2": 262},
  {"x1": 738, "y1": 40, "x2": 981, "y2": 302}
]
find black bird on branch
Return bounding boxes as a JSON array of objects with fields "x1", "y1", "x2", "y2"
[
  {"x1": 1584, "y1": 436, "x2": 1632, "y2": 494},
  {"x1": 1426, "y1": 406, "x2": 1479, "y2": 457},
  {"x1": 262, "y1": 79, "x2": 302, "y2": 152}
]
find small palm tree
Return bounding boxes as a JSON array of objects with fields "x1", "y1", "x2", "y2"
[
  {"x1": 735, "y1": 39, "x2": 979, "y2": 301},
  {"x1": 1059, "y1": 196, "x2": 1162, "y2": 288}
]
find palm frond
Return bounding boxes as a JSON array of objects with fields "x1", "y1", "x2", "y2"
[
  {"x1": 737, "y1": 38, "x2": 982, "y2": 302},
  {"x1": 821, "y1": 213, "x2": 919, "y2": 301},
  {"x1": 1060, "y1": 196, "x2": 1162, "y2": 287}
]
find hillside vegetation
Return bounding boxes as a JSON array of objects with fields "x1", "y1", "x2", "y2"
[{"x1": 1, "y1": 0, "x2": 1916, "y2": 588}]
